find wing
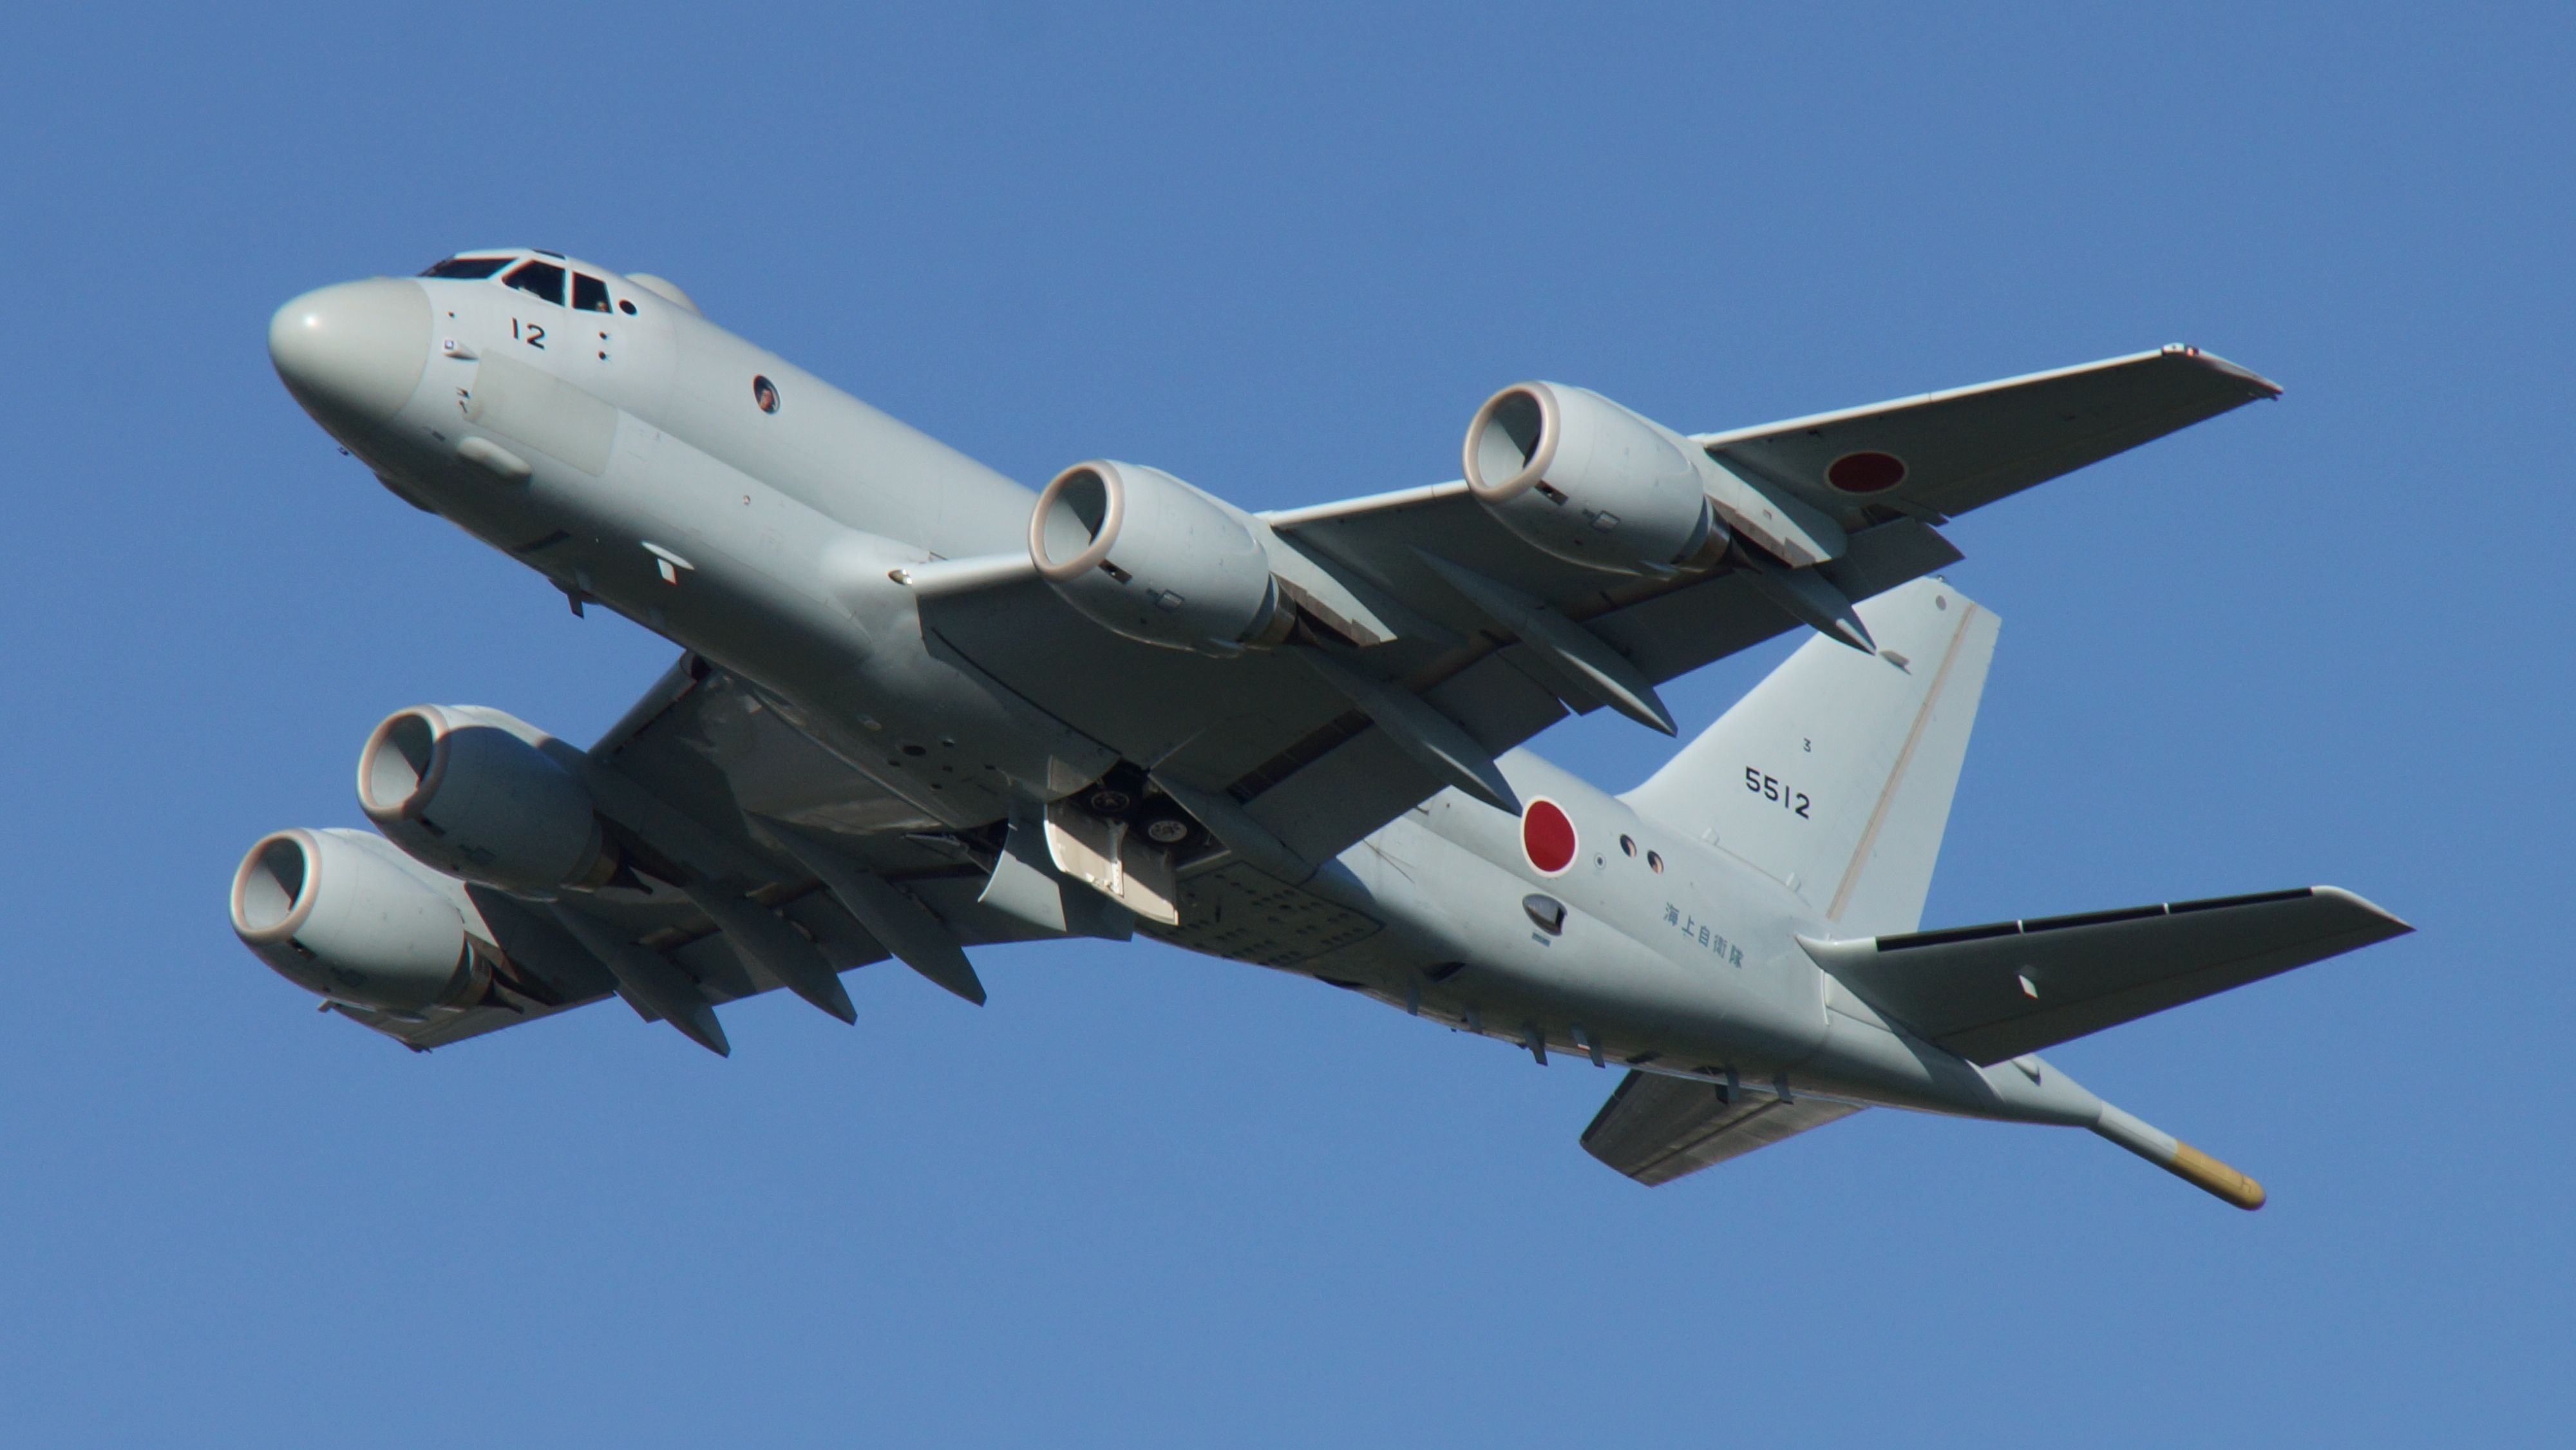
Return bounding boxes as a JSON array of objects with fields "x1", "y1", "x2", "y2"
[
  {"x1": 923, "y1": 347, "x2": 2267, "y2": 882},
  {"x1": 921, "y1": 506, "x2": 1958, "y2": 874},
  {"x1": 1581, "y1": 1070, "x2": 1865, "y2": 1187},
  {"x1": 1694, "y1": 346, "x2": 2280, "y2": 524},
  {"x1": 1800, "y1": 886, "x2": 2413, "y2": 1065},
  {"x1": 330, "y1": 654, "x2": 1047, "y2": 1053}
]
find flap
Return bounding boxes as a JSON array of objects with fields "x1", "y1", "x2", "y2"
[
  {"x1": 1580, "y1": 1071, "x2": 1864, "y2": 1187},
  {"x1": 1802, "y1": 886, "x2": 2412, "y2": 1065}
]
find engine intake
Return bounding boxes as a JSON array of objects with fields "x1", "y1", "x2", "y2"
[
  {"x1": 1463, "y1": 381, "x2": 1716, "y2": 574},
  {"x1": 356, "y1": 704, "x2": 612, "y2": 894},
  {"x1": 1029, "y1": 460, "x2": 1288, "y2": 654},
  {"x1": 231, "y1": 827, "x2": 488, "y2": 1012}
]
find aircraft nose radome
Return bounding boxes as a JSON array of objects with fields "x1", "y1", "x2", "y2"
[{"x1": 268, "y1": 278, "x2": 431, "y2": 426}]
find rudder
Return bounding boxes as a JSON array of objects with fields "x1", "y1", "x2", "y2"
[{"x1": 1621, "y1": 577, "x2": 1999, "y2": 937}]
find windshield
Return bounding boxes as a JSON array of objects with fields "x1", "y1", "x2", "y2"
[
  {"x1": 502, "y1": 260, "x2": 567, "y2": 305},
  {"x1": 419, "y1": 255, "x2": 512, "y2": 280}
]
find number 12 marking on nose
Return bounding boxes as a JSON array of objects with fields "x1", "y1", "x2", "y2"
[
  {"x1": 1745, "y1": 767, "x2": 1812, "y2": 818},
  {"x1": 512, "y1": 318, "x2": 546, "y2": 350}
]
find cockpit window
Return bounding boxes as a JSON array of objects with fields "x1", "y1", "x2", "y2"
[
  {"x1": 572, "y1": 272, "x2": 612, "y2": 313},
  {"x1": 420, "y1": 255, "x2": 511, "y2": 280},
  {"x1": 503, "y1": 260, "x2": 567, "y2": 305}
]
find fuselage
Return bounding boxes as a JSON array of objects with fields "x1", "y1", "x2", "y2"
[{"x1": 269, "y1": 250, "x2": 2098, "y2": 1129}]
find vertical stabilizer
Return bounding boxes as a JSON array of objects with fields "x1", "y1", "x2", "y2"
[{"x1": 1622, "y1": 578, "x2": 1998, "y2": 937}]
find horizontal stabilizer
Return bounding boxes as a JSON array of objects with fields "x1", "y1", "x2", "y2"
[
  {"x1": 1802, "y1": 886, "x2": 2412, "y2": 1065},
  {"x1": 1581, "y1": 1071, "x2": 1863, "y2": 1187}
]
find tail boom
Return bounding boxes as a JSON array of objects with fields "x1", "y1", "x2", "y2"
[{"x1": 2095, "y1": 1104, "x2": 2267, "y2": 1210}]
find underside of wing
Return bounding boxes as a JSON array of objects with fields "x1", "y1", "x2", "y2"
[
  {"x1": 1580, "y1": 1071, "x2": 1865, "y2": 1187},
  {"x1": 327, "y1": 656, "x2": 1053, "y2": 1052},
  {"x1": 326, "y1": 867, "x2": 895, "y2": 1051},
  {"x1": 923, "y1": 520, "x2": 1937, "y2": 884},
  {"x1": 307, "y1": 640, "x2": 1408, "y2": 1054}
]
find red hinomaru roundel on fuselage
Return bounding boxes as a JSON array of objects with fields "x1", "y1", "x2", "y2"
[{"x1": 1522, "y1": 798, "x2": 1577, "y2": 875}]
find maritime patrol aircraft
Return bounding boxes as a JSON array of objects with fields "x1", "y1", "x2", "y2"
[{"x1": 238, "y1": 248, "x2": 2409, "y2": 1208}]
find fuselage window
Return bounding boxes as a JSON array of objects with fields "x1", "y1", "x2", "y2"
[
  {"x1": 504, "y1": 260, "x2": 567, "y2": 305},
  {"x1": 572, "y1": 272, "x2": 612, "y2": 313},
  {"x1": 421, "y1": 255, "x2": 511, "y2": 280}
]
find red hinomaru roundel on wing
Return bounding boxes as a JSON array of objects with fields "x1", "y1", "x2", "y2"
[
  {"x1": 1522, "y1": 798, "x2": 1577, "y2": 875},
  {"x1": 1826, "y1": 450, "x2": 1907, "y2": 493}
]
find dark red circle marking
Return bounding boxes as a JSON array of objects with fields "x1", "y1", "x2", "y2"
[
  {"x1": 1826, "y1": 450, "x2": 1907, "y2": 493},
  {"x1": 1522, "y1": 798, "x2": 1577, "y2": 875}
]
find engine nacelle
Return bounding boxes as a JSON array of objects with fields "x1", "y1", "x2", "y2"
[
  {"x1": 355, "y1": 704, "x2": 611, "y2": 894},
  {"x1": 1463, "y1": 381, "x2": 1718, "y2": 575},
  {"x1": 230, "y1": 827, "x2": 489, "y2": 1013},
  {"x1": 1028, "y1": 460, "x2": 1288, "y2": 654}
]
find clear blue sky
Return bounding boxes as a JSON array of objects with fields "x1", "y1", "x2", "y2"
[{"x1": 1, "y1": 3, "x2": 2566, "y2": 1444}]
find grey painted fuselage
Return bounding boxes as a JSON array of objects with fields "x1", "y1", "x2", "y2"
[{"x1": 264, "y1": 253, "x2": 2331, "y2": 1178}]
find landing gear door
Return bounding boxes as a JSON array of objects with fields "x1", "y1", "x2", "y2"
[
  {"x1": 1042, "y1": 799, "x2": 1180, "y2": 926},
  {"x1": 978, "y1": 807, "x2": 1137, "y2": 940}
]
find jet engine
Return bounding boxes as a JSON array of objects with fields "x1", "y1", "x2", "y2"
[
  {"x1": 356, "y1": 704, "x2": 613, "y2": 894},
  {"x1": 230, "y1": 827, "x2": 489, "y2": 1012},
  {"x1": 1462, "y1": 382, "x2": 1718, "y2": 574},
  {"x1": 1028, "y1": 460, "x2": 1289, "y2": 654}
]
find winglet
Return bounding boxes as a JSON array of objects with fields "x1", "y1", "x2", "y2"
[{"x1": 2094, "y1": 1103, "x2": 2265, "y2": 1210}]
